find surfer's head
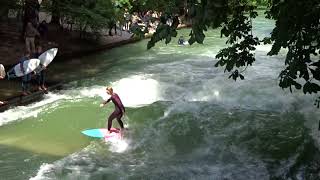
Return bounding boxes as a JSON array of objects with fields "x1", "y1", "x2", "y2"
[{"x1": 106, "y1": 87, "x2": 113, "y2": 95}]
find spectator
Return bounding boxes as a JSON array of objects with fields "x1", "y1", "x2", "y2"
[
  {"x1": 25, "y1": 22, "x2": 40, "y2": 54},
  {"x1": 124, "y1": 10, "x2": 131, "y2": 31},
  {"x1": 20, "y1": 51, "x2": 32, "y2": 96},
  {"x1": 33, "y1": 45, "x2": 47, "y2": 91},
  {"x1": 0, "y1": 64, "x2": 7, "y2": 105},
  {"x1": 38, "y1": 20, "x2": 48, "y2": 40},
  {"x1": 0, "y1": 64, "x2": 5, "y2": 79}
]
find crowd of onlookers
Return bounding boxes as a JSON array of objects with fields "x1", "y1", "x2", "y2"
[
  {"x1": 108, "y1": 10, "x2": 162, "y2": 36},
  {"x1": 125, "y1": 10, "x2": 162, "y2": 34},
  {"x1": 16, "y1": 17, "x2": 49, "y2": 96}
]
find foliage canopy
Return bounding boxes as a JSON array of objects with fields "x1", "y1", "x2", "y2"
[{"x1": 134, "y1": 0, "x2": 320, "y2": 107}]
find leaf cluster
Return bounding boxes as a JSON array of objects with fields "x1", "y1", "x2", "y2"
[{"x1": 133, "y1": 0, "x2": 320, "y2": 107}]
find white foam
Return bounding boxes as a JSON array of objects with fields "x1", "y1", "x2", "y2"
[
  {"x1": 0, "y1": 74, "x2": 162, "y2": 126},
  {"x1": 0, "y1": 93, "x2": 70, "y2": 126},
  {"x1": 29, "y1": 163, "x2": 54, "y2": 180},
  {"x1": 111, "y1": 75, "x2": 162, "y2": 107},
  {"x1": 107, "y1": 139, "x2": 129, "y2": 153},
  {"x1": 78, "y1": 85, "x2": 108, "y2": 100},
  {"x1": 74, "y1": 75, "x2": 162, "y2": 107}
]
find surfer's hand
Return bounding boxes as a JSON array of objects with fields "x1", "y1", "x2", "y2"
[{"x1": 100, "y1": 104, "x2": 104, "y2": 107}]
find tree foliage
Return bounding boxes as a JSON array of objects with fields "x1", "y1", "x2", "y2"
[
  {"x1": 42, "y1": 0, "x2": 131, "y2": 37},
  {"x1": 133, "y1": 0, "x2": 320, "y2": 107},
  {"x1": 0, "y1": 0, "x2": 319, "y2": 106},
  {"x1": 0, "y1": 0, "x2": 21, "y2": 20}
]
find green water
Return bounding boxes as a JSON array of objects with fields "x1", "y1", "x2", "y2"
[{"x1": 0, "y1": 14, "x2": 320, "y2": 180}]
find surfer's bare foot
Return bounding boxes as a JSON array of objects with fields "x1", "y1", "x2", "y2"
[
  {"x1": 42, "y1": 86, "x2": 47, "y2": 91},
  {"x1": 38, "y1": 86, "x2": 43, "y2": 91}
]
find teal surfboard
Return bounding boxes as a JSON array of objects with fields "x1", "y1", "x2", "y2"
[{"x1": 82, "y1": 128, "x2": 121, "y2": 140}]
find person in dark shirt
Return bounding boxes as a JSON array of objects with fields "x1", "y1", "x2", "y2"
[
  {"x1": 38, "y1": 20, "x2": 48, "y2": 40},
  {"x1": 100, "y1": 87, "x2": 125, "y2": 133}
]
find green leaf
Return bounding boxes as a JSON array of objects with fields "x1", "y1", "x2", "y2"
[
  {"x1": 310, "y1": 68, "x2": 320, "y2": 81},
  {"x1": 303, "y1": 82, "x2": 320, "y2": 94}
]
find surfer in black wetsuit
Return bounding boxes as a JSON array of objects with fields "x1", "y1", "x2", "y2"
[
  {"x1": 178, "y1": 36, "x2": 185, "y2": 45},
  {"x1": 100, "y1": 87, "x2": 125, "y2": 133}
]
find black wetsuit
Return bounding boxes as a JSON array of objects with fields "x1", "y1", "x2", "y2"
[{"x1": 105, "y1": 93, "x2": 125, "y2": 131}]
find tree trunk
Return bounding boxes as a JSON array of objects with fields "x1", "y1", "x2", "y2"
[
  {"x1": 51, "y1": 0, "x2": 60, "y2": 24},
  {"x1": 22, "y1": 0, "x2": 39, "y2": 41}
]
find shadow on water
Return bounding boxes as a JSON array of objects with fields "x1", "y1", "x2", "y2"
[{"x1": 0, "y1": 144, "x2": 59, "y2": 180}]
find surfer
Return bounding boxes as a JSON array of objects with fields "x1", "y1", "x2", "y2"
[
  {"x1": 178, "y1": 36, "x2": 185, "y2": 45},
  {"x1": 100, "y1": 87, "x2": 125, "y2": 133},
  {"x1": 20, "y1": 51, "x2": 32, "y2": 96},
  {"x1": 34, "y1": 46, "x2": 47, "y2": 91},
  {"x1": 6, "y1": 51, "x2": 32, "y2": 95}
]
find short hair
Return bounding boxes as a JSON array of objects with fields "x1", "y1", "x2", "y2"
[{"x1": 106, "y1": 87, "x2": 113, "y2": 93}]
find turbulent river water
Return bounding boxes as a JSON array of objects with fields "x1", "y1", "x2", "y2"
[{"x1": 0, "y1": 14, "x2": 319, "y2": 180}]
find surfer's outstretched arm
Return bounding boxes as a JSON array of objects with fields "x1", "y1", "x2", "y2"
[{"x1": 100, "y1": 98, "x2": 111, "y2": 107}]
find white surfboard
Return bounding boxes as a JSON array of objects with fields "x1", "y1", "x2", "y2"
[
  {"x1": 37, "y1": 48, "x2": 58, "y2": 71},
  {"x1": 13, "y1": 59, "x2": 40, "y2": 77},
  {"x1": 0, "y1": 64, "x2": 5, "y2": 78}
]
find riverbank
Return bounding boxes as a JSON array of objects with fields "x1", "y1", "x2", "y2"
[{"x1": 0, "y1": 22, "x2": 189, "y2": 112}]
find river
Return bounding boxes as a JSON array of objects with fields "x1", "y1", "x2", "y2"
[{"x1": 0, "y1": 14, "x2": 319, "y2": 180}]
